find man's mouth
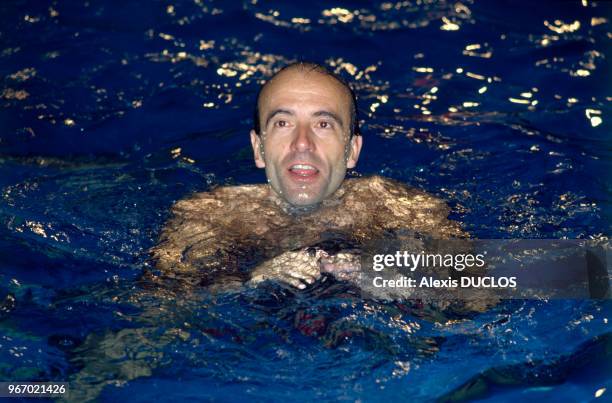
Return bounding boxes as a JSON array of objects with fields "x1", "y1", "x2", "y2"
[{"x1": 288, "y1": 164, "x2": 320, "y2": 180}]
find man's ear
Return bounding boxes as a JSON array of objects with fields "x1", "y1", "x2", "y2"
[
  {"x1": 250, "y1": 130, "x2": 266, "y2": 168},
  {"x1": 346, "y1": 135, "x2": 363, "y2": 169}
]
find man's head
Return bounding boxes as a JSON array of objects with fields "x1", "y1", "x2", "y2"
[{"x1": 250, "y1": 62, "x2": 363, "y2": 207}]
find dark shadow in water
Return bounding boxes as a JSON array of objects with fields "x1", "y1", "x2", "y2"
[{"x1": 436, "y1": 332, "x2": 612, "y2": 402}]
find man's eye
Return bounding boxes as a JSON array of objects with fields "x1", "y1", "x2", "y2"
[
  {"x1": 274, "y1": 120, "x2": 288, "y2": 128},
  {"x1": 318, "y1": 121, "x2": 332, "y2": 129}
]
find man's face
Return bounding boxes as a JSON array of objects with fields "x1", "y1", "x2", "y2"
[{"x1": 250, "y1": 69, "x2": 362, "y2": 206}]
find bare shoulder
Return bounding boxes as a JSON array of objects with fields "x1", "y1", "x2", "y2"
[
  {"x1": 151, "y1": 184, "x2": 268, "y2": 272},
  {"x1": 347, "y1": 175, "x2": 439, "y2": 202},
  {"x1": 347, "y1": 175, "x2": 465, "y2": 238},
  {"x1": 209, "y1": 183, "x2": 268, "y2": 198},
  {"x1": 172, "y1": 184, "x2": 267, "y2": 211}
]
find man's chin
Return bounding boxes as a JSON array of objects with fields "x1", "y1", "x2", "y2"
[
  {"x1": 275, "y1": 178, "x2": 324, "y2": 205},
  {"x1": 284, "y1": 192, "x2": 324, "y2": 207}
]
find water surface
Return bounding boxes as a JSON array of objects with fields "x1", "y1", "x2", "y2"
[{"x1": 0, "y1": 0, "x2": 611, "y2": 401}]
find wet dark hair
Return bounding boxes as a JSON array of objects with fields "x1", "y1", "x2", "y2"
[{"x1": 252, "y1": 62, "x2": 361, "y2": 137}]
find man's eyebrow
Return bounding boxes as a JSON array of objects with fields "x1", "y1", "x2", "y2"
[
  {"x1": 312, "y1": 110, "x2": 344, "y2": 128},
  {"x1": 265, "y1": 108, "x2": 294, "y2": 128}
]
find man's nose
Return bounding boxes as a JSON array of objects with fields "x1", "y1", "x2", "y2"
[{"x1": 291, "y1": 123, "x2": 315, "y2": 152}]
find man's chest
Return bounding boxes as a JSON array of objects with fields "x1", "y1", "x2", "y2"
[{"x1": 238, "y1": 207, "x2": 385, "y2": 253}]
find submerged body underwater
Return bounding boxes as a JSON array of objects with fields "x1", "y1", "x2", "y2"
[{"x1": 0, "y1": 0, "x2": 611, "y2": 401}]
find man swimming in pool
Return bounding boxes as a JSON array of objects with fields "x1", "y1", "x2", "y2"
[
  {"x1": 68, "y1": 62, "x2": 483, "y2": 400},
  {"x1": 151, "y1": 62, "x2": 465, "y2": 292}
]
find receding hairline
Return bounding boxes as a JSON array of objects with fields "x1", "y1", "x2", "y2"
[
  {"x1": 259, "y1": 64, "x2": 352, "y2": 104},
  {"x1": 253, "y1": 62, "x2": 360, "y2": 136}
]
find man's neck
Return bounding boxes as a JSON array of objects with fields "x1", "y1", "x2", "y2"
[{"x1": 266, "y1": 182, "x2": 347, "y2": 218}]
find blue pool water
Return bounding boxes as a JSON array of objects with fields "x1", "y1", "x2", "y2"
[{"x1": 0, "y1": 0, "x2": 611, "y2": 401}]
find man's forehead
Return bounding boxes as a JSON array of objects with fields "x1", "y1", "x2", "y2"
[{"x1": 259, "y1": 68, "x2": 351, "y2": 108}]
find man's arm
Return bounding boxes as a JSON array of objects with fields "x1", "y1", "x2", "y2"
[
  {"x1": 151, "y1": 187, "x2": 325, "y2": 290},
  {"x1": 151, "y1": 192, "x2": 225, "y2": 274},
  {"x1": 365, "y1": 175, "x2": 466, "y2": 239},
  {"x1": 370, "y1": 176, "x2": 499, "y2": 312},
  {"x1": 149, "y1": 188, "x2": 263, "y2": 293},
  {"x1": 322, "y1": 176, "x2": 497, "y2": 312}
]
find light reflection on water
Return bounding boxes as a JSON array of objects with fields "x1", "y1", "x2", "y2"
[{"x1": 0, "y1": 0, "x2": 611, "y2": 401}]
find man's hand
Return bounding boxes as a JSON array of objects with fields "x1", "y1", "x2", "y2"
[
  {"x1": 248, "y1": 248, "x2": 329, "y2": 289},
  {"x1": 320, "y1": 252, "x2": 361, "y2": 282}
]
